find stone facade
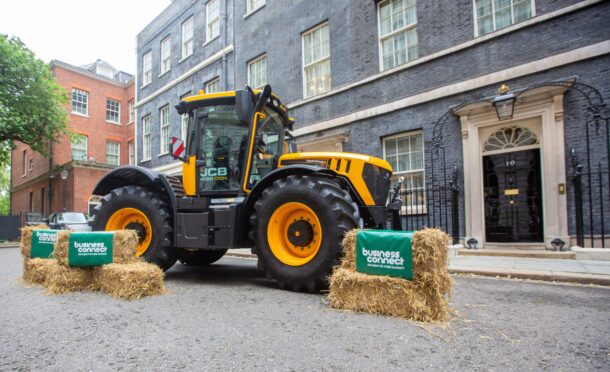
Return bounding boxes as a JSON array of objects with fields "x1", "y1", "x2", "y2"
[{"x1": 136, "y1": 0, "x2": 610, "y2": 247}]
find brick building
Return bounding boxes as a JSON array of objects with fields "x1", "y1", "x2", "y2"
[
  {"x1": 11, "y1": 60, "x2": 135, "y2": 222},
  {"x1": 135, "y1": 0, "x2": 610, "y2": 249}
]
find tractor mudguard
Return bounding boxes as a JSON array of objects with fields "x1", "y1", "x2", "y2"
[
  {"x1": 245, "y1": 164, "x2": 335, "y2": 211},
  {"x1": 91, "y1": 165, "x2": 183, "y2": 213}
]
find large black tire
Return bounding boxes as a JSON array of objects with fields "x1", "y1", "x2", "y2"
[
  {"x1": 90, "y1": 186, "x2": 178, "y2": 271},
  {"x1": 178, "y1": 249, "x2": 227, "y2": 266},
  {"x1": 251, "y1": 175, "x2": 360, "y2": 292}
]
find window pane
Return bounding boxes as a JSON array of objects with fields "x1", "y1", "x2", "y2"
[
  {"x1": 71, "y1": 135, "x2": 87, "y2": 161},
  {"x1": 514, "y1": 0, "x2": 532, "y2": 22},
  {"x1": 495, "y1": 8, "x2": 512, "y2": 29}
]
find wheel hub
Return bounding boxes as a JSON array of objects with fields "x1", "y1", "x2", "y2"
[
  {"x1": 287, "y1": 220, "x2": 314, "y2": 247},
  {"x1": 125, "y1": 221, "x2": 147, "y2": 243},
  {"x1": 267, "y1": 202, "x2": 323, "y2": 266},
  {"x1": 105, "y1": 207, "x2": 152, "y2": 256}
]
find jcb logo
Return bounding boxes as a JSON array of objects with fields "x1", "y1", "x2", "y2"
[{"x1": 202, "y1": 167, "x2": 228, "y2": 177}]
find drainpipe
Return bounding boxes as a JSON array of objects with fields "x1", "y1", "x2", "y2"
[
  {"x1": 222, "y1": 0, "x2": 229, "y2": 90},
  {"x1": 47, "y1": 141, "x2": 53, "y2": 215},
  {"x1": 8, "y1": 151, "x2": 12, "y2": 215}
]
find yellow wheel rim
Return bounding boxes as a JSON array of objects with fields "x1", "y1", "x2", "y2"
[
  {"x1": 105, "y1": 207, "x2": 152, "y2": 256},
  {"x1": 267, "y1": 202, "x2": 322, "y2": 266}
]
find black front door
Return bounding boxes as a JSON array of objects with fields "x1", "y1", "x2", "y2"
[{"x1": 483, "y1": 149, "x2": 543, "y2": 243}]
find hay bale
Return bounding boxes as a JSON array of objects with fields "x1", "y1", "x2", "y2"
[
  {"x1": 93, "y1": 262, "x2": 165, "y2": 300},
  {"x1": 53, "y1": 230, "x2": 140, "y2": 266},
  {"x1": 20, "y1": 224, "x2": 49, "y2": 257},
  {"x1": 22, "y1": 257, "x2": 55, "y2": 285},
  {"x1": 340, "y1": 229, "x2": 358, "y2": 270},
  {"x1": 329, "y1": 268, "x2": 451, "y2": 322},
  {"x1": 331, "y1": 228, "x2": 452, "y2": 322},
  {"x1": 341, "y1": 228, "x2": 450, "y2": 278},
  {"x1": 44, "y1": 260, "x2": 95, "y2": 294}
]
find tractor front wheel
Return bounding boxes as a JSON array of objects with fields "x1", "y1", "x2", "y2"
[
  {"x1": 251, "y1": 175, "x2": 359, "y2": 292},
  {"x1": 90, "y1": 186, "x2": 177, "y2": 271}
]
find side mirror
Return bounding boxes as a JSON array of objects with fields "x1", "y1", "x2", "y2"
[
  {"x1": 170, "y1": 137, "x2": 187, "y2": 163},
  {"x1": 42, "y1": 218, "x2": 49, "y2": 224},
  {"x1": 288, "y1": 142, "x2": 298, "y2": 153}
]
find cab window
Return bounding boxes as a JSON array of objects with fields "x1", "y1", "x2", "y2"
[
  {"x1": 197, "y1": 105, "x2": 249, "y2": 192},
  {"x1": 248, "y1": 107, "x2": 285, "y2": 186}
]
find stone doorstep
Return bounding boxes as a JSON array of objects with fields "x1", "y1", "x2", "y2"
[
  {"x1": 449, "y1": 267, "x2": 610, "y2": 287},
  {"x1": 570, "y1": 247, "x2": 610, "y2": 261},
  {"x1": 457, "y1": 248, "x2": 576, "y2": 260}
]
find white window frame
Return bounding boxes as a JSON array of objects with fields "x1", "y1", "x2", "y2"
[
  {"x1": 128, "y1": 100, "x2": 134, "y2": 123},
  {"x1": 246, "y1": 0, "x2": 266, "y2": 15},
  {"x1": 377, "y1": 0, "x2": 419, "y2": 72},
  {"x1": 105, "y1": 140, "x2": 121, "y2": 166},
  {"x1": 181, "y1": 16, "x2": 194, "y2": 60},
  {"x1": 302, "y1": 22, "x2": 331, "y2": 99},
  {"x1": 160, "y1": 37, "x2": 171, "y2": 75},
  {"x1": 71, "y1": 88, "x2": 88, "y2": 116},
  {"x1": 180, "y1": 92, "x2": 191, "y2": 140},
  {"x1": 142, "y1": 115, "x2": 152, "y2": 161},
  {"x1": 205, "y1": 77, "x2": 220, "y2": 93},
  {"x1": 181, "y1": 113, "x2": 189, "y2": 141},
  {"x1": 128, "y1": 140, "x2": 135, "y2": 165},
  {"x1": 71, "y1": 134, "x2": 88, "y2": 161},
  {"x1": 473, "y1": 0, "x2": 536, "y2": 37},
  {"x1": 382, "y1": 131, "x2": 426, "y2": 215},
  {"x1": 106, "y1": 98, "x2": 120, "y2": 124},
  {"x1": 206, "y1": 0, "x2": 220, "y2": 43},
  {"x1": 159, "y1": 106, "x2": 170, "y2": 155},
  {"x1": 142, "y1": 52, "x2": 152, "y2": 86},
  {"x1": 247, "y1": 54, "x2": 267, "y2": 89}
]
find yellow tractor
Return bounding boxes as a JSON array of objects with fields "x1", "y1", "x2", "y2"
[{"x1": 90, "y1": 85, "x2": 401, "y2": 292}]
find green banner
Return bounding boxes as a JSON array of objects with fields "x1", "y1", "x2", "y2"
[
  {"x1": 68, "y1": 232, "x2": 114, "y2": 267},
  {"x1": 355, "y1": 230, "x2": 414, "y2": 280},
  {"x1": 30, "y1": 229, "x2": 58, "y2": 258}
]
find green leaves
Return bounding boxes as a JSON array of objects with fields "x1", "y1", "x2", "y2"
[{"x1": 0, "y1": 34, "x2": 69, "y2": 166}]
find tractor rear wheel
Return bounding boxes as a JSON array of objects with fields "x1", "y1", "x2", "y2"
[
  {"x1": 251, "y1": 175, "x2": 359, "y2": 292},
  {"x1": 90, "y1": 186, "x2": 178, "y2": 271},
  {"x1": 178, "y1": 249, "x2": 227, "y2": 266}
]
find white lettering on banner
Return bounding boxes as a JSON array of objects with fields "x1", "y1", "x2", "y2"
[
  {"x1": 35, "y1": 232, "x2": 57, "y2": 244},
  {"x1": 361, "y1": 246, "x2": 405, "y2": 267},
  {"x1": 74, "y1": 241, "x2": 108, "y2": 254}
]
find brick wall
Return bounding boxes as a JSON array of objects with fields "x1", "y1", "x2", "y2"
[{"x1": 11, "y1": 63, "x2": 135, "y2": 220}]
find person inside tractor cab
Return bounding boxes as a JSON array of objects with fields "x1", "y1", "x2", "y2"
[{"x1": 198, "y1": 105, "x2": 246, "y2": 193}]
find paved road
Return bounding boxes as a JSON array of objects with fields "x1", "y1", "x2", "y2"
[{"x1": 1, "y1": 247, "x2": 608, "y2": 371}]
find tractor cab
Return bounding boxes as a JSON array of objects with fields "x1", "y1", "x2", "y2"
[{"x1": 174, "y1": 86, "x2": 293, "y2": 197}]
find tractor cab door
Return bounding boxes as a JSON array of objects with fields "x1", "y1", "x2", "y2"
[
  {"x1": 194, "y1": 104, "x2": 249, "y2": 195},
  {"x1": 245, "y1": 107, "x2": 285, "y2": 189}
]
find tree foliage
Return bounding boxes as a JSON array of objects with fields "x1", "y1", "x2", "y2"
[{"x1": 0, "y1": 34, "x2": 69, "y2": 166}]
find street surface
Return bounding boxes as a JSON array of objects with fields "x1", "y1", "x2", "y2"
[{"x1": 1, "y1": 247, "x2": 608, "y2": 371}]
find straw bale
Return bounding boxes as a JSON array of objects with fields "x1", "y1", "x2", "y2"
[
  {"x1": 44, "y1": 260, "x2": 95, "y2": 294},
  {"x1": 19, "y1": 224, "x2": 49, "y2": 257},
  {"x1": 332, "y1": 228, "x2": 452, "y2": 322},
  {"x1": 340, "y1": 229, "x2": 358, "y2": 270},
  {"x1": 329, "y1": 268, "x2": 451, "y2": 322},
  {"x1": 341, "y1": 228, "x2": 450, "y2": 276},
  {"x1": 53, "y1": 230, "x2": 140, "y2": 266},
  {"x1": 93, "y1": 262, "x2": 165, "y2": 300},
  {"x1": 22, "y1": 258, "x2": 55, "y2": 285}
]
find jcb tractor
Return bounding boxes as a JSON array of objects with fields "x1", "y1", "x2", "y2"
[{"x1": 90, "y1": 85, "x2": 401, "y2": 292}]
